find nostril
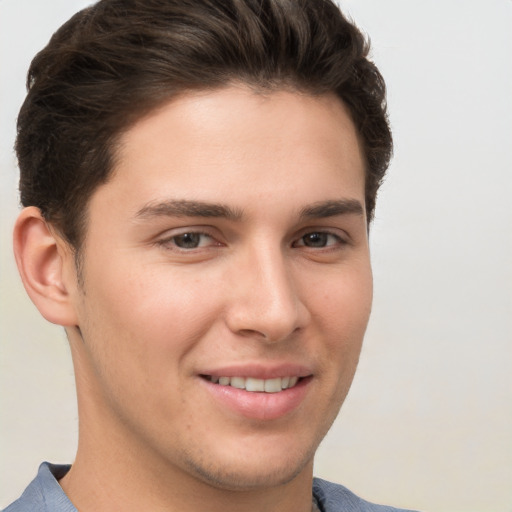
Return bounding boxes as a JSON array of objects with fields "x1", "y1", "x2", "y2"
[{"x1": 237, "y1": 328, "x2": 269, "y2": 339}]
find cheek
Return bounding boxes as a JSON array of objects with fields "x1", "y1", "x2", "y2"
[
  {"x1": 79, "y1": 260, "x2": 226, "y2": 373},
  {"x1": 311, "y1": 264, "x2": 372, "y2": 394},
  {"x1": 315, "y1": 265, "x2": 373, "y2": 333},
  {"x1": 74, "y1": 267, "x2": 220, "y2": 414}
]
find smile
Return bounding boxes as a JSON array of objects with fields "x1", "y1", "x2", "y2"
[{"x1": 203, "y1": 375, "x2": 300, "y2": 393}]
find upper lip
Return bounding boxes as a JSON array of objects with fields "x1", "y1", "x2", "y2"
[{"x1": 198, "y1": 363, "x2": 313, "y2": 379}]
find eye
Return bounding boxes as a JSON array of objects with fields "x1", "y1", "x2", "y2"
[
  {"x1": 158, "y1": 231, "x2": 218, "y2": 250},
  {"x1": 173, "y1": 232, "x2": 206, "y2": 249},
  {"x1": 294, "y1": 231, "x2": 345, "y2": 248}
]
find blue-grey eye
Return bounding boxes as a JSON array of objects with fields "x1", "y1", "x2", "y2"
[{"x1": 173, "y1": 233, "x2": 202, "y2": 248}]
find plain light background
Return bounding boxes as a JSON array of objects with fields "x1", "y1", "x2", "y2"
[{"x1": 1, "y1": 1, "x2": 511, "y2": 510}]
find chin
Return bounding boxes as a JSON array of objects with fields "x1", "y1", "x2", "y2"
[{"x1": 182, "y1": 444, "x2": 316, "y2": 491}]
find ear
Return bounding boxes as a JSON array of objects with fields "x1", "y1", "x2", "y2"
[{"x1": 13, "y1": 206, "x2": 79, "y2": 327}]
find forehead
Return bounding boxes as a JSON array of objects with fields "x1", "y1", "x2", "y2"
[
  {"x1": 119, "y1": 86, "x2": 362, "y2": 164},
  {"x1": 94, "y1": 86, "x2": 365, "y2": 221}
]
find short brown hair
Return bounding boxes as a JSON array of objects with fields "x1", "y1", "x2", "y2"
[{"x1": 16, "y1": 0, "x2": 392, "y2": 250}]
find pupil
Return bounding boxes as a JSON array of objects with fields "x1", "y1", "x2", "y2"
[
  {"x1": 175, "y1": 233, "x2": 200, "y2": 248},
  {"x1": 304, "y1": 233, "x2": 327, "y2": 247}
]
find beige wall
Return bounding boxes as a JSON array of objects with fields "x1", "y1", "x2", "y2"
[{"x1": 1, "y1": 1, "x2": 511, "y2": 510}]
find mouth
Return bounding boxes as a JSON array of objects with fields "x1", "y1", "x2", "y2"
[
  {"x1": 201, "y1": 375, "x2": 302, "y2": 393},
  {"x1": 199, "y1": 371, "x2": 312, "y2": 420}
]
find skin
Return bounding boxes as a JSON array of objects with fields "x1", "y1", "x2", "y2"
[{"x1": 14, "y1": 85, "x2": 373, "y2": 512}]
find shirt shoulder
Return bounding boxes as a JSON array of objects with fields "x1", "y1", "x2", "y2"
[
  {"x1": 313, "y1": 477, "x2": 419, "y2": 512},
  {"x1": 2, "y1": 463, "x2": 76, "y2": 512}
]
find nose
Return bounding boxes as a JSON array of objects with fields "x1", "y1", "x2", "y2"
[{"x1": 224, "y1": 245, "x2": 310, "y2": 343}]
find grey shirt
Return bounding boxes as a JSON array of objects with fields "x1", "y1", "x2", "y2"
[{"x1": 3, "y1": 462, "x2": 418, "y2": 512}]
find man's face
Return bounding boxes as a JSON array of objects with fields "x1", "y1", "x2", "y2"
[{"x1": 67, "y1": 86, "x2": 372, "y2": 490}]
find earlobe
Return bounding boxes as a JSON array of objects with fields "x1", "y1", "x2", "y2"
[{"x1": 13, "y1": 206, "x2": 79, "y2": 327}]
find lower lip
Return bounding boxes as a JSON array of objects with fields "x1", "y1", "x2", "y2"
[{"x1": 201, "y1": 377, "x2": 311, "y2": 421}]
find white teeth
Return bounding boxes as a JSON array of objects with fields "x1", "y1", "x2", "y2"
[
  {"x1": 264, "y1": 378, "x2": 282, "y2": 393},
  {"x1": 208, "y1": 375, "x2": 301, "y2": 392},
  {"x1": 230, "y1": 376, "x2": 246, "y2": 389},
  {"x1": 245, "y1": 377, "x2": 265, "y2": 392}
]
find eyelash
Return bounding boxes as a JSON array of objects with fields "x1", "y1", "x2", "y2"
[
  {"x1": 292, "y1": 231, "x2": 347, "y2": 249},
  {"x1": 155, "y1": 229, "x2": 348, "y2": 252},
  {"x1": 156, "y1": 230, "x2": 219, "y2": 251}
]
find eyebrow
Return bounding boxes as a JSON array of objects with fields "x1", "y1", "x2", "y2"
[
  {"x1": 299, "y1": 199, "x2": 364, "y2": 219},
  {"x1": 135, "y1": 198, "x2": 364, "y2": 222},
  {"x1": 135, "y1": 199, "x2": 244, "y2": 221}
]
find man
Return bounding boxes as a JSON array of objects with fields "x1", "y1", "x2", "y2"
[{"x1": 5, "y1": 0, "x2": 414, "y2": 511}]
